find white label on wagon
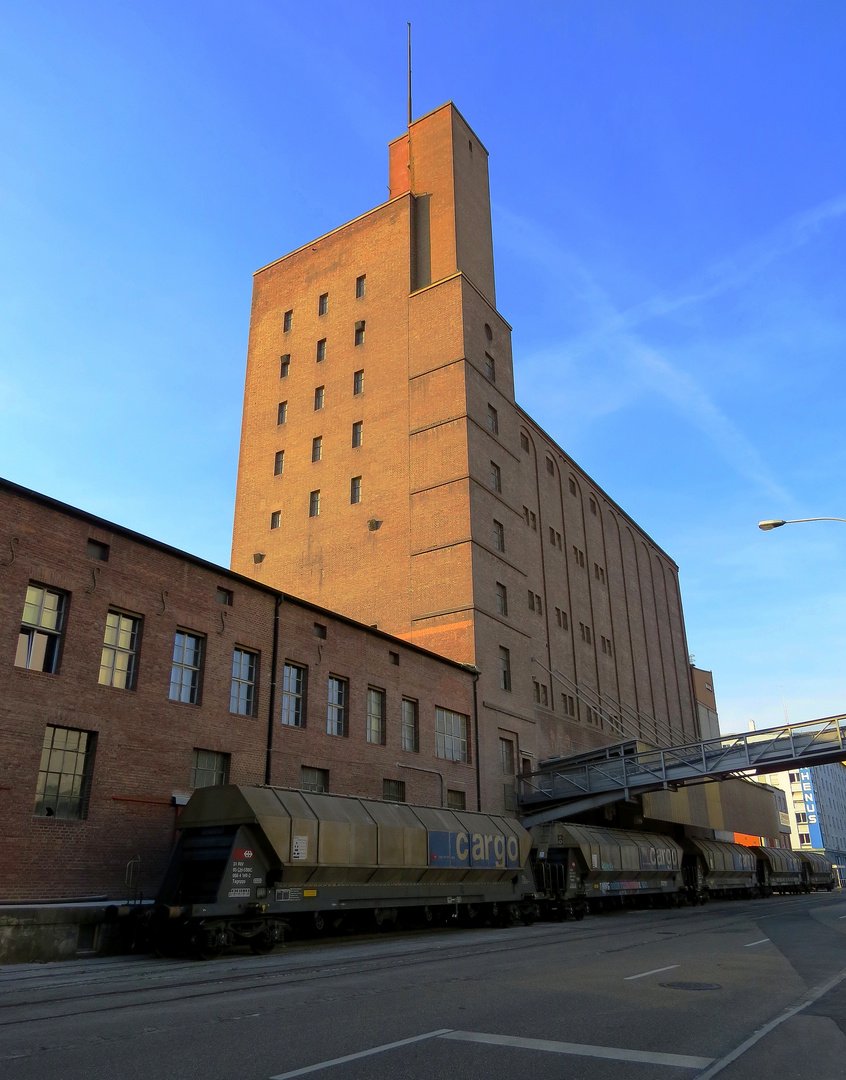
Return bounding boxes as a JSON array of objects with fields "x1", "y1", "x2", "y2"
[{"x1": 292, "y1": 835, "x2": 308, "y2": 860}]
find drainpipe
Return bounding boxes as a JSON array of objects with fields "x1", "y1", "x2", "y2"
[
  {"x1": 265, "y1": 594, "x2": 283, "y2": 785},
  {"x1": 397, "y1": 763, "x2": 444, "y2": 807},
  {"x1": 464, "y1": 665, "x2": 482, "y2": 811}
]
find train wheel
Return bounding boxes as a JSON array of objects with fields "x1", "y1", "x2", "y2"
[
  {"x1": 422, "y1": 905, "x2": 434, "y2": 925},
  {"x1": 313, "y1": 912, "x2": 326, "y2": 933},
  {"x1": 249, "y1": 932, "x2": 275, "y2": 955}
]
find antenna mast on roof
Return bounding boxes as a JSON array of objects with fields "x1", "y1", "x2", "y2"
[{"x1": 407, "y1": 22, "x2": 412, "y2": 128}]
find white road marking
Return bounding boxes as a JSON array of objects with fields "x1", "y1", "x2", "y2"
[
  {"x1": 744, "y1": 938, "x2": 769, "y2": 947},
  {"x1": 694, "y1": 965, "x2": 846, "y2": 1079},
  {"x1": 441, "y1": 1030, "x2": 713, "y2": 1069},
  {"x1": 269, "y1": 1029, "x2": 452, "y2": 1078},
  {"x1": 625, "y1": 964, "x2": 680, "y2": 981}
]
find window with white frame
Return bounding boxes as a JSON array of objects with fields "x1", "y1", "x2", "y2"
[
  {"x1": 367, "y1": 687, "x2": 386, "y2": 745},
  {"x1": 99, "y1": 610, "x2": 141, "y2": 689},
  {"x1": 16, "y1": 584, "x2": 66, "y2": 674},
  {"x1": 230, "y1": 648, "x2": 258, "y2": 716},
  {"x1": 327, "y1": 675, "x2": 348, "y2": 737},
  {"x1": 169, "y1": 631, "x2": 203, "y2": 704},
  {"x1": 281, "y1": 662, "x2": 306, "y2": 727},
  {"x1": 435, "y1": 707, "x2": 468, "y2": 763},
  {"x1": 401, "y1": 698, "x2": 419, "y2": 752}
]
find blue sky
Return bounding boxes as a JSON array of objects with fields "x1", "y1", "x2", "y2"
[{"x1": 2, "y1": 2, "x2": 844, "y2": 735}]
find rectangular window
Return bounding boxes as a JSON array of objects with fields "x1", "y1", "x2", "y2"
[
  {"x1": 301, "y1": 766, "x2": 328, "y2": 793},
  {"x1": 280, "y1": 354, "x2": 290, "y2": 378},
  {"x1": 530, "y1": 512, "x2": 537, "y2": 530},
  {"x1": 555, "y1": 607, "x2": 561, "y2": 626},
  {"x1": 34, "y1": 725, "x2": 96, "y2": 819},
  {"x1": 169, "y1": 631, "x2": 203, "y2": 704},
  {"x1": 352, "y1": 421, "x2": 363, "y2": 447},
  {"x1": 580, "y1": 623, "x2": 592, "y2": 645},
  {"x1": 281, "y1": 662, "x2": 306, "y2": 727},
  {"x1": 549, "y1": 526, "x2": 556, "y2": 544},
  {"x1": 572, "y1": 546, "x2": 585, "y2": 567},
  {"x1": 447, "y1": 789, "x2": 466, "y2": 811},
  {"x1": 484, "y1": 353, "x2": 496, "y2": 381},
  {"x1": 16, "y1": 584, "x2": 66, "y2": 674},
  {"x1": 99, "y1": 610, "x2": 141, "y2": 690},
  {"x1": 493, "y1": 520, "x2": 505, "y2": 552},
  {"x1": 535, "y1": 593, "x2": 542, "y2": 615},
  {"x1": 191, "y1": 748, "x2": 230, "y2": 789},
  {"x1": 230, "y1": 648, "x2": 257, "y2": 715},
  {"x1": 350, "y1": 475, "x2": 362, "y2": 504},
  {"x1": 216, "y1": 587, "x2": 233, "y2": 606},
  {"x1": 389, "y1": 650, "x2": 399, "y2": 665},
  {"x1": 309, "y1": 490, "x2": 320, "y2": 517},
  {"x1": 556, "y1": 531, "x2": 562, "y2": 549},
  {"x1": 355, "y1": 274, "x2": 366, "y2": 298},
  {"x1": 499, "y1": 646, "x2": 512, "y2": 692},
  {"x1": 277, "y1": 400, "x2": 288, "y2": 425},
  {"x1": 546, "y1": 456, "x2": 555, "y2": 475},
  {"x1": 316, "y1": 338, "x2": 326, "y2": 362},
  {"x1": 401, "y1": 698, "x2": 419, "y2": 752},
  {"x1": 520, "y1": 432, "x2": 529, "y2": 452},
  {"x1": 435, "y1": 707, "x2": 469, "y2": 763},
  {"x1": 487, "y1": 404, "x2": 498, "y2": 434},
  {"x1": 561, "y1": 694, "x2": 576, "y2": 717},
  {"x1": 495, "y1": 582, "x2": 508, "y2": 616},
  {"x1": 312, "y1": 436, "x2": 322, "y2": 462},
  {"x1": 569, "y1": 478, "x2": 577, "y2": 495},
  {"x1": 489, "y1": 461, "x2": 502, "y2": 492},
  {"x1": 500, "y1": 737, "x2": 515, "y2": 775},
  {"x1": 523, "y1": 505, "x2": 530, "y2": 525},
  {"x1": 318, "y1": 292, "x2": 328, "y2": 315},
  {"x1": 367, "y1": 687, "x2": 386, "y2": 745},
  {"x1": 353, "y1": 369, "x2": 364, "y2": 395},
  {"x1": 314, "y1": 385, "x2": 324, "y2": 410},
  {"x1": 383, "y1": 779, "x2": 406, "y2": 803},
  {"x1": 313, "y1": 622, "x2": 327, "y2": 639},
  {"x1": 533, "y1": 680, "x2": 541, "y2": 704},
  {"x1": 528, "y1": 590, "x2": 535, "y2": 612},
  {"x1": 354, "y1": 320, "x2": 365, "y2": 346},
  {"x1": 283, "y1": 309, "x2": 293, "y2": 332},
  {"x1": 270, "y1": 511, "x2": 281, "y2": 529},
  {"x1": 87, "y1": 539, "x2": 109, "y2": 562},
  {"x1": 590, "y1": 497, "x2": 597, "y2": 514},
  {"x1": 274, "y1": 450, "x2": 284, "y2": 475},
  {"x1": 540, "y1": 683, "x2": 549, "y2": 706},
  {"x1": 602, "y1": 636, "x2": 613, "y2": 656},
  {"x1": 327, "y1": 675, "x2": 348, "y2": 736}
]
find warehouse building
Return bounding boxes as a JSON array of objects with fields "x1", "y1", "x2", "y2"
[
  {"x1": 231, "y1": 102, "x2": 700, "y2": 815},
  {"x1": 0, "y1": 477, "x2": 477, "y2": 910}
]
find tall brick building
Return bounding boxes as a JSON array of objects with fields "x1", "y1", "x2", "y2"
[{"x1": 232, "y1": 102, "x2": 699, "y2": 815}]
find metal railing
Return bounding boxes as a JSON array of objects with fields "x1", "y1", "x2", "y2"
[{"x1": 518, "y1": 713, "x2": 846, "y2": 826}]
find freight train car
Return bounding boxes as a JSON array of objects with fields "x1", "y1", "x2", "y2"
[
  {"x1": 152, "y1": 784, "x2": 534, "y2": 958},
  {"x1": 532, "y1": 822, "x2": 684, "y2": 914},
  {"x1": 681, "y1": 837, "x2": 758, "y2": 901},
  {"x1": 753, "y1": 846, "x2": 804, "y2": 895},
  {"x1": 798, "y1": 850, "x2": 836, "y2": 892}
]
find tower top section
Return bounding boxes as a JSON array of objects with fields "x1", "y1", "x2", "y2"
[{"x1": 388, "y1": 102, "x2": 496, "y2": 306}]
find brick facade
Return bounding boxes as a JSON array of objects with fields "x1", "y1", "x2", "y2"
[
  {"x1": 231, "y1": 102, "x2": 699, "y2": 815},
  {"x1": 0, "y1": 479, "x2": 475, "y2": 901}
]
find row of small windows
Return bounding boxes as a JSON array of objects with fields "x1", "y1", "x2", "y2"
[
  {"x1": 275, "y1": 372, "x2": 363, "y2": 425},
  {"x1": 269, "y1": 479, "x2": 362, "y2": 527},
  {"x1": 279, "y1": 662, "x2": 469, "y2": 763},
  {"x1": 16, "y1": 584, "x2": 258, "y2": 714},
  {"x1": 282, "y1": 277, "x2": 366, "y2": 332},
  {"x1": 301, "y1": 766, "x2": 466, "y2": 809},
  {"x1": 272, "y1": 423, "x2": 364, "y2": 477},
  {"x1": 282, "y1": 322, "x2": 366, "y2": 367}
]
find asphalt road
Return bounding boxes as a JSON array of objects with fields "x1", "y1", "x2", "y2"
[{"x1": 3, "y1": 893, "x2": 846, "y2": 1080}]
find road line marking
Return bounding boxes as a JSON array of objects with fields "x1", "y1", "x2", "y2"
[
  {"x1": 441, "y1": 1031, "x2": 713, "y2": 1070},
  {"x1": 744, "y1": 939, "x2": 769, "y2": 947},
  {"x1": 625, "y1": 964, "x2": 680, "y2": 981},
  {"x1": 694, "y1": 966, "x2": 846, "y2": 1079},
  {"x1": 269, "y1": 1029, "x2": 452, "y2": 1079}
]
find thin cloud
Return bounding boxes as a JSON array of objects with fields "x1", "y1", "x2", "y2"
[{"x1": 494, "y1": 195, "x2": 846, "y2": 502}]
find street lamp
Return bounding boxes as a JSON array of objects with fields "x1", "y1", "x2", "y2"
[{"x1": 758, "y1": 517, "x2": 846, "y2": 531}]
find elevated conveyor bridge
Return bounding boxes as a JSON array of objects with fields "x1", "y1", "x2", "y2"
[{"x1": 518, "y1": 714, "x2": 846, "y2": 826}]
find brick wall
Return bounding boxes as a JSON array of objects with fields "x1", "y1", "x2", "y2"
[{"x1": 0, "y1": 480, "x2": 476, "y2": 901}]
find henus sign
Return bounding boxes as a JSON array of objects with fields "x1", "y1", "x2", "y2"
[
  {"x1": 798, "y1": 769, "x2": 824, "y2": 848},
  {"x1": 428, "y1": 830, "x2": 521, "y2": 869}
]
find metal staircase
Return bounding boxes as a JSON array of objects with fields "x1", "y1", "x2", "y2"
[{"x1": 518, "y1": 713, "x2": 846, "y2": 826}]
